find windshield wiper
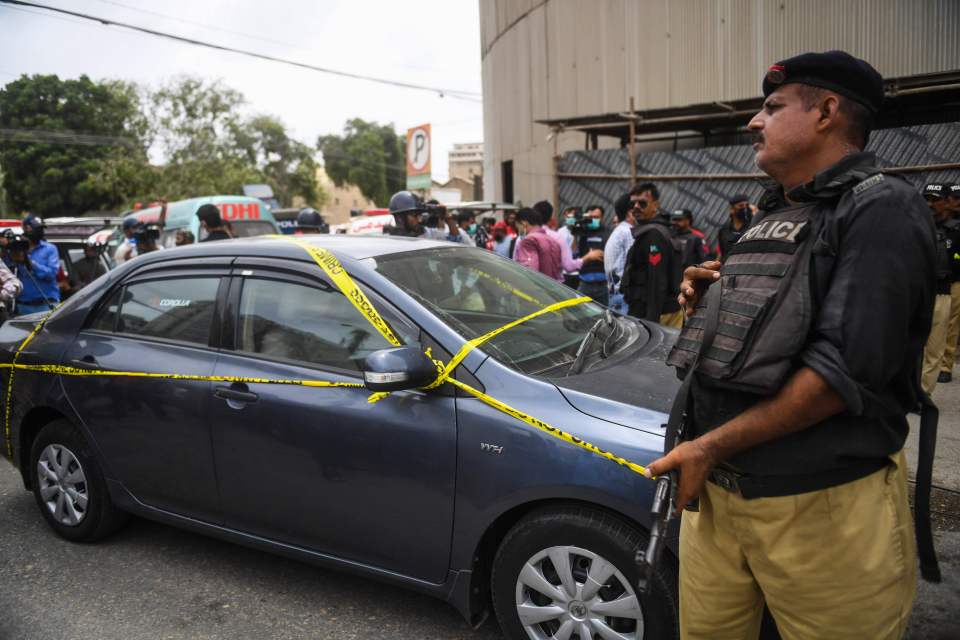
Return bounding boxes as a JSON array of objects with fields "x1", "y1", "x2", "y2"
[{"x1": 566, "y1": 310, "x2": 615, "y2": 377}]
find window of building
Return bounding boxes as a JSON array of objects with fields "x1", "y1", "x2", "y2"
[{"x1": 501, "y1": 160, "x2": 514, "y2": 203}]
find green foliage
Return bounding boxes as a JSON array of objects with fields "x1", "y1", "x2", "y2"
[
  {"x1": 318, "y1": 118, "x2": 406, "y2": 206},
  {"x1": 0, "y1": 74, "x2": 149, "y2": 216},
  {"x1": 0, "y1": 74, "x2": 323, "y2": 215}
]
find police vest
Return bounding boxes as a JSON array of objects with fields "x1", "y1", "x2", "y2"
[{"x1": 667, "y1": 202, "x2": 819, "y2": 395}]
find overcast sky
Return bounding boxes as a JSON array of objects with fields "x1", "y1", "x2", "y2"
[{"x1": 0, "y1": 0, "x2": 484, "y2": 183}]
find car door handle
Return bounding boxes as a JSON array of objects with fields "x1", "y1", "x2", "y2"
[
  {"x1": 214, "y1": 384, "x2": 259, "y2": 404},
  {"x1": 70, "y1": 356, "x2": 100, "y2": 370}
]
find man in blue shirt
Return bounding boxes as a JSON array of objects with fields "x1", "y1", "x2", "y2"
[{"x1": 10, "y1": 216, "x2": 60, "y2": 315}]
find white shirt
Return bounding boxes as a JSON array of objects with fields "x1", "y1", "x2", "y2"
[{"x1": 604, "y1": 221, "x2": 635, "y2": 288}]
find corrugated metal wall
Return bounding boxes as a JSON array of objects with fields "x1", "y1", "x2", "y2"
[
  {"x1": 557, "y1": 122, "x2": 960, "y2": 248},
  {"x1": 480, "y1": 0, "x2": 960, "y2": 202}
]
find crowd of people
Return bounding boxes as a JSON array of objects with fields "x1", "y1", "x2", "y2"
[
  {"x1": 384, "y1": 185, "x2": 766, "y2": 328},
  {"x1": 383, "y1": 176, "x2": 960, "y2": 395}
]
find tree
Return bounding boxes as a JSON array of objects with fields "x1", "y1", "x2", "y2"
[
  {"x1": 318, "y1": 119, "x2": 406, "y2": 206},
  {"x1": 149, "y1": 77, "x2": 321, "y2": 207},
  {"x1": 0, "y1": 74, "x2": 149, "y2": 216},
  {"x1": 236, "y1": 115, "x2": 322, "y2": 208}
]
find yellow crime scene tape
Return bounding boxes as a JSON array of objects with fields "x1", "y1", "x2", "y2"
[{"x1": 2, "y1": 238, "x2": 650, "y2": 479}]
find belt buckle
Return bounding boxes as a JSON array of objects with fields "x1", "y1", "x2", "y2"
[{"x1": 711, "y1": 468, "x2": 740, "y2": 494}]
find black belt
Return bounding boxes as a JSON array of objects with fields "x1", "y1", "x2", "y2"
[{"x1": 707, "y1": 459, "x2": 889, "y2": 499}]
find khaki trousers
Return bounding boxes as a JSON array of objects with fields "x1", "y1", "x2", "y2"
[
  {"x1": 679, "y1": 451, "x2": 916, "y2": 640},
  {"x1": 922, "y1": 293, "x2": 952, "y2": 394},
  {"x1": 660, "y1": 309, "x2": 685, "y2": 329},
  {"x1": 941, "y1": 281, "x2": 960, "y2": 373}
]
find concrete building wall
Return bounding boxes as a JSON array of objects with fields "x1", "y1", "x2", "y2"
[
  {"x1": 449, "y1": 142, "x2": 484, "y2": 183},
  {"x1": 480, "y1": 0, "x2": 960, "y2": 202},
  {"x1": 315, "y1": 166, "x2": 376, "y2": 226}
]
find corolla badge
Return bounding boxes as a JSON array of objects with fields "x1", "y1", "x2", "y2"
[{"x1": 480, "y1": 443, "x2": 504, "y2": 455}]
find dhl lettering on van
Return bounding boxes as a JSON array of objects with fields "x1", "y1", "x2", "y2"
[{"x1": 218, "y1": 202, "x2": 261, "y2": 221}]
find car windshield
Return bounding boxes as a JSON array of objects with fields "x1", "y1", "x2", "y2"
[{"x1": 375, "y1": 246, "x2": 609, "y2": 375}]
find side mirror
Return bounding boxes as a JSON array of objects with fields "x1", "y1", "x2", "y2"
[{"x1": 362, "y1": 345, "x2": 438, "y2": 392}]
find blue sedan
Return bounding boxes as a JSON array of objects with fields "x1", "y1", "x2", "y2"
[{"x1": 0, "y1": 236, "x2": 681, "y2": 640}]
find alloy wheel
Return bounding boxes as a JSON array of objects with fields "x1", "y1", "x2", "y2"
[
  {"x1": 37, "y1": 443, "x2": 88, "y2": 526},
  {"x1": 515, "y1": 545, "x2": 644, "y2": 640}
]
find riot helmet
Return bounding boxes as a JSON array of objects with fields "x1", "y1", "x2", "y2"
[{"x1": 296, "y1": 207, "x2": 328, "y2": 233}]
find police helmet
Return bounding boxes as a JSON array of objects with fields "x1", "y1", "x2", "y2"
[
  {"x1": 21, "y1": 215, "x2": 45, "y2": 241},
  {"x1": 296, "y1": 207, "x2": 327, "y2": 231},
  {"x1": 388, "y1": 191, "x2": 426, "y2": 217}
]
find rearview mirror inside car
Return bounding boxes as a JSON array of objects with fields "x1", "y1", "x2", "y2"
[{"x1": 362, "y1": 346, "x2": 438, "y2": 392}]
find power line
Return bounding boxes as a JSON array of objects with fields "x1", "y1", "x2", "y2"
[
  {"x1": 0, "y1": 127, "x2": 135, "y2": 147},
  {"x1": 90, "y1": 0, "x2": 464, "y2": 77},
  {"x1": 1, "y1": 0, "x2": 483, "y2": 102}
]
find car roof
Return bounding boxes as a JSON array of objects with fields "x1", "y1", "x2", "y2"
[{"x1": 128, "y1": 234, "x2": 465, "y2": 267}]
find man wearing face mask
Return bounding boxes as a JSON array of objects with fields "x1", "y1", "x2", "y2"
[
  {"x1": 717, "y1": 194, "x2": 756, "y2": 261},
  {"x1": 573, "y1": 205, "x2": 609, "y2": 304},
  {"x1": 534, "y1": 200, "x2": 602, "y2": 289},
  {"x1": 513, "y1": 207, "x2": 562, "y2": 280},
  {"x1": 621, "y1": 183, "x2": 684, "y2": 327}
]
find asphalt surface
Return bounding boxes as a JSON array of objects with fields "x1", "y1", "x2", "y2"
[
  {"x1": 0, "y1": 463, "x2": 502, "y2": 640},
  {"x1": 1, "y1": 372, "x2": 959, "y2": 639}
]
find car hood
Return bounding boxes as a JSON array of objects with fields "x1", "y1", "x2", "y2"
[{"x1": 551, "y1": 320, "x2": 681, "y2": 431}]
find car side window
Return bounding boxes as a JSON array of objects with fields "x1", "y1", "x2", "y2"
[
  {"x1": 116, "y1": 277, "x2": 220, "y2": 346},
  {"x1": 90, "y1": 286, "x2": 122, "y2": 332},
  {"x1": 237, "y1": 277, "x2": 412, "y2": 372}
]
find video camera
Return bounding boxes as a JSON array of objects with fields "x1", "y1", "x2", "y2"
[
  {"x1": 3, "y1": 231, "x2": 30, "y2": 254},
  {"x1": 132, "y1": 222, "x2": 161, "y2": 245}
]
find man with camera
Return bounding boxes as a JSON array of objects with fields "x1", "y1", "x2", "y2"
[
  {"x1": 9, "y1": 216, "x2": 60, "y2": 316},
  {"x1": 572, "y1": 205, "x2": 609, "y2": 304},
  {"x1": 533, "y1": 200, "x2": 602, "y2": 288},
  {"x1": 384, "y1": 191, "x2": 466, "y2": 242},
  {"x1": 0, "y1": 232, "x2": 22, "y2": 322}
]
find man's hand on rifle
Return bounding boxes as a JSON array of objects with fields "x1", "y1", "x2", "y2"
[{"x1": 644, "y1": 439, "x2": 716, "y2": 515}]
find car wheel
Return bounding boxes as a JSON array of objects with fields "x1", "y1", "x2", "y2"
[
  {"x1": 30, "y1": 419, "x2": 127, "y2": 542},
  {"x1": 492, "y1": 507, "x2": 678, "y2": 640}
]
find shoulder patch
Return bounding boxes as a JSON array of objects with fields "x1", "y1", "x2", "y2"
[{"x1": 852, "y1": 173, "x2": 884, "y2": 195}]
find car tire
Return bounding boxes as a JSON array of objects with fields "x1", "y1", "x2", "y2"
[
  {"x1": 30, "y1": 419, "x2": 128, "y2": 542},
  {"x1": 492, "y1": 506, "x2": 679, "y2": 640}
]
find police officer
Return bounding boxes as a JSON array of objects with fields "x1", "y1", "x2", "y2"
[
  {"x1": 669, "y1": 208, "x2": 707, "y2": 271},
  {"x1": 621, "y1": 182, "x2": 684, "y2": 327},
  {"x1": 646, "y1": 51, "x2": 936, "y2": 638},
  {"x1": 716, "y1": 193, "x2": 756, "y2": 260},
  {"x1": 295, "y1": 207, "x2": 329, "y2": 234},
  {"x1": 939, "y1": 183, "x2": 960, "y2": 382},
  {"x1": 384, "y1": 190, "x2": 464, "y2": 242},
  {"x1": 922, "y1": 182, "x2": 958, "y2": 392}
]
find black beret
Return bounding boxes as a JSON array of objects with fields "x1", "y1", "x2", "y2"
[{"x1": 762, "y1": 50, "x2": 884, "y2": 114}]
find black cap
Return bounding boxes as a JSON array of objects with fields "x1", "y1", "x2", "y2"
[
  {"x1": 923, "y1": 183, "x2": 946, "y2": 199},
  {"x1": 728, "y1": 193, "x2": 750, "y2": 205},
  {"x1": 762, "y1": 50, "x2": 884, "y2": 114},
  {"x1": 947, "y1": 184, "x2": 960, "y2": 199}
]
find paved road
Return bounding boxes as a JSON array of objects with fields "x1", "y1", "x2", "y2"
[
  {"x1": 0, "y1": 463, "x2": 502, "y2": 640},
  {"x1": 2, "y1": 373, "x2": 959, "y2": 640}
]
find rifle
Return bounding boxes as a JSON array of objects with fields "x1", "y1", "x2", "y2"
[
  {"x1": 636, "y1": 471, "x2": 677, "y2": 593},
  {"x1": 635, "y1": 283, "x2": 718, "y2": 594}
]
